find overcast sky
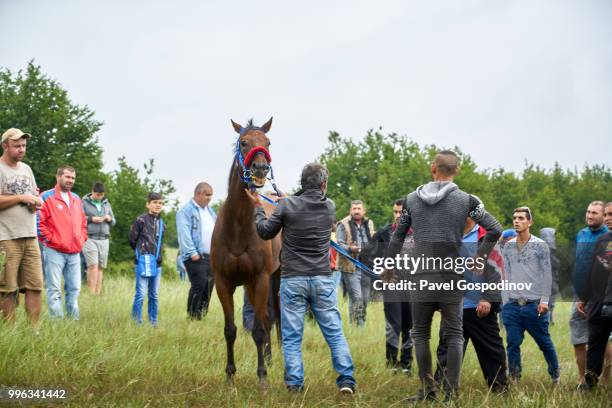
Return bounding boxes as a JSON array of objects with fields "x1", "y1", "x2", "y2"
[{"x1": 2, "y1": 0, "x2": 611, "y2": 204}]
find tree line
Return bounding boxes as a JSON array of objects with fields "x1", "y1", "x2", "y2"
[
  {"x1": 0, "y1": 62, "x2": 178, "y2": 263},
  {"x1": 319, "y1": 129, "x2": 611, "y2": 246},
  {"x1": 318, "y1": 130, "x2": 610, "y2": 299},
  {"x1": 2, "y1": 62, "x2": 610, "y2": 283}
]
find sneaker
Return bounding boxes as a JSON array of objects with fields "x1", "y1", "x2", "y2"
[
  {"x1": 339, "y1": 383, "x2": 355, "y2": 395},
  {"x1": 443, "y1": 390, "x2": 459, "y2": 403},
  {"x1": 405, "y1": 389, "x2": 437, "y2": 404},
  {"x1": 286, "y1": 385, "x2": 303, "y2": 393},
  {"x1": 491, "y1": 383, "x2": 509, "y2": 394},
  {"x1": 386, "y1": 360, "x2": 399, "y2": 374},
  {"x1": 551, "y1": 376, "x2": 560, "y2": 387},
  {"x1": 576, "y1": 383, "x2": 591, "y2": 392},
  {"x1": 400, "y1": 362, "x2": 413, "y2": 376}
]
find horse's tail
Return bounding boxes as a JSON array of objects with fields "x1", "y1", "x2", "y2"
[{"x1": 272, "y1": 267, "x2": 282, "y2": 346}]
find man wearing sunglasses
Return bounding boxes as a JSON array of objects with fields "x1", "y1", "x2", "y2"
[{"x1": 501, "y1": 207, "x2": 560, "y2": 385}]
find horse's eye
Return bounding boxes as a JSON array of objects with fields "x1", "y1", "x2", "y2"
[{"x1": 240, "y1": 141, "x2": 247, "y2": 147}]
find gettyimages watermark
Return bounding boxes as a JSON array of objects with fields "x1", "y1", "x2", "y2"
[
  {"x1": 358, "y1": 240, "x2": 590, "y2": 303},
  {"x1": 372, "y1": 253, "x2": 486, "y2": 275},
  {"x1": 373, "y1": 279, "x2": 533, "y2": 292},
  {"x1": 366, "y1": 253, "x2": 534, "y2": 302}
]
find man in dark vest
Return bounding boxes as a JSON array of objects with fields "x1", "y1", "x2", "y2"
[{"x1": 336, "y1": 200, "x2": 375, "y2": 326}]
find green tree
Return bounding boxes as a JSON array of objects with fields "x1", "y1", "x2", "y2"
[
  {"x1": 318, "y1": 130, "x2": 612, "y2": 248},
  {"x1": 0, "y1": 61, "x2": 104, "y2": 194}
]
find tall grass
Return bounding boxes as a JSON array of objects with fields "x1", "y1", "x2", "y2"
[{"x1": 0, "y1": 275, "x2": 609, "y2": 407}]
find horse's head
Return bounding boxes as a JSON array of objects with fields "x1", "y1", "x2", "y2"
[{"x1": 231, "y1": 117, "x2": 273, "y2": 189}]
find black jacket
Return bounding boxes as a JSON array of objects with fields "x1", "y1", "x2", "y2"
[
  {"x1": 582, "y1": 231, "x2": 612, "y2": 320},
  {"x1": 129, "y1": 213, "x2": 164, "y2": 266},
  {"x1": 254, "y1": 188, "x2": 335, "y2": 278},
  {"x1": 360, "y1": 223, "x2": 393, "y2": 269}
]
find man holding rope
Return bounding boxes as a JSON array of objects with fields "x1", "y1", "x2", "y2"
[{"x1": 246, "y1": 162, "x2": 356, "y2": 395}]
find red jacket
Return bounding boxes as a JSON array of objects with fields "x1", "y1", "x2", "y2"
[{"x1": 38, "y1": 185, "x2": 87, "y2": 254}]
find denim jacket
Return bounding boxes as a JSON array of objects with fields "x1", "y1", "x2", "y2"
[{"x1": 176, "y1": 200, "x2": 217, "y2": 261}]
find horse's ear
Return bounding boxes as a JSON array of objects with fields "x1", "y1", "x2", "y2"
[
  {"x1": 231, "y1": 119, "x2": 243, "y2": 134},
  {"x1": 260, "y1": 117, "x2": 273, "y2": 133}
]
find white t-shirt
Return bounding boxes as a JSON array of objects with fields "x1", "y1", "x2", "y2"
[
  {"x1": 194, "y1": 201, "x2": 215, "y2": 255},
  {"x1": 60, "y1": 191, "x2": 71, "y2": 208},
  {"x1": 0, "y1": 161, "x2": 38, "y2": 239}
]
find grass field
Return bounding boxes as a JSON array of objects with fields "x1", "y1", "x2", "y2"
[{"x1": 0, "y1": 274, "x2": 610, "y2": 407}]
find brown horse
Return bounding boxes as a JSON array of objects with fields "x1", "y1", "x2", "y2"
[{"x1": 210, "y1": 117, "x2": 281, "y2": 388}]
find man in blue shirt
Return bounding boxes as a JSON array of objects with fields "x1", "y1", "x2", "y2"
[
  {"x1": 571, "y1": 201, "x2": 608, "y2": 388},
  {"x1": 176, "y1": 182, "x2": 217, "y2": 320}
]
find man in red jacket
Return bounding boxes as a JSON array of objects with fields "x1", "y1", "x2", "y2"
[{"x1": 38, "y1": 165, "x2": 87, "y2": 319}]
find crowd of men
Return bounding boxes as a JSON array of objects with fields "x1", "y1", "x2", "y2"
[{"x1": 1, "y1": 128, "x2": 611, "y2": 400}]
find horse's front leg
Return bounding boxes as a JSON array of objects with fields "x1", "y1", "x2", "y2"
[
  {"x1": 217, "y1": 278, "x2": 237, "y2": 384},
  {"x1": 248, "y1": 275, "x2": 271, "y2": 390}
]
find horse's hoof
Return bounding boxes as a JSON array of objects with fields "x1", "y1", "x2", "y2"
[
  {"x1": 259, "y1": 378, "x2": 269, "y2": 391},
  {"x1": 226, "y1": 376, "x2": 235, "y2": 387}
]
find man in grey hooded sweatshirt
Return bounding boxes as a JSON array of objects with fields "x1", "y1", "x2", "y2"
[
  {"x1": 386, "y1": 150, "x2": 502, "y2": 402},
  {"x1": 539, "y1": 227, "x2": 560, "y2": 324}
]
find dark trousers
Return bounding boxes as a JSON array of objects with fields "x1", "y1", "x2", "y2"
[
  {"x1": 586, "y1": 312, "x2": 612, "y2": 387},
  {"x1": 436, "y1": 308, "x2": 508, "y2": 389},
  {"x1": 412, "y1": 301, "x2": 464, "y2": 392},
  {"x1": 383, "y1": 300, "x2": 413, "y2": 368},
  {"x1": 242, "y1": 279, "x2": 276, "y2": 332},
  {"x1": 185, "y1": 255, "x2": 214, "y2": 319}
]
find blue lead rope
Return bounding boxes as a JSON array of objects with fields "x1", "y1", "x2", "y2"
[{"x1": 257, "y1": 194, "x2": 379, "y2": 279}]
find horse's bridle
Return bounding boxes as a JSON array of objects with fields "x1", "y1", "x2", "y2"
[{"x1": 235, "y1": 132, "x2": 283, "y2": 196}]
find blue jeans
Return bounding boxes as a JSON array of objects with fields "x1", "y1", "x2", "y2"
[
  {"x1": 280, "y1": 275, "x2": 356, "y2": 388},
  {"x1": 132, "y1": 267, "x2": 161, "y2": 325},
  {"x1": 332, "y1": 270, "x2": 341, "y2": 288},
  {"x1": 502, "y1": 301, "x2": 559, "y2": 379},
  {"x1": 341, "y1": 270, "x2": 363, "y2": 325},
  {"x1": 43, "y1": 246, "x2": 81, "y2": 319}
]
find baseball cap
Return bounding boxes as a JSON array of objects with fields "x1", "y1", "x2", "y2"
[
  {"x1": 502, "y1": 229, "x2": 517, "y2": 239},
  {"x1": 2, "y1": 128, "x2": 31, "y2": 143}
]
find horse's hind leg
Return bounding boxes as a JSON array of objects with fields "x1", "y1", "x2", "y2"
[
  {"x1": 217, "y1": 277, "x2": 237, "y2": 384},
  {"x1": 247, "y1": 277, "x2": 271, "y2": 390}
]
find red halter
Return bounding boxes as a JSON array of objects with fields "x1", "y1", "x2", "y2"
[{"x1": 243, "y1": 146, "x2": 272, "y2": 167}]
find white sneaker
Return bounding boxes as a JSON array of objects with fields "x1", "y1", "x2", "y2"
[{"x1": 339, "y1": 385, "x2": 354, "y2": 395}]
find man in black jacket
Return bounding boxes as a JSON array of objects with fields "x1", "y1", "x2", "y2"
[
  {"x1": 386, "y1": 150, "x2": 503, "y2": 402},
  {"x1": 577, "y1": 201, "x2": 612, "y2": 390},
  {"x1": 361, "y1": 198, "x2": 413, "y2": 374},
  {"x1": 246, "y1": 163, "x2": 356, "y2": 395}
]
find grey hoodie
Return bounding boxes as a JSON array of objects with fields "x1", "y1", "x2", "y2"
[
  {"x1": 82, "y1": 193, "x2": 116, "y2": 240},
  {"x1": 539, "y1": 227, "x2": 557, "y2": 250},
  {"x1": 388, "y1": 180, "x2": 502, "y2": 275},
  {"x1": 415, "y1": 181, "x2": 459, "y2": 205}
]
